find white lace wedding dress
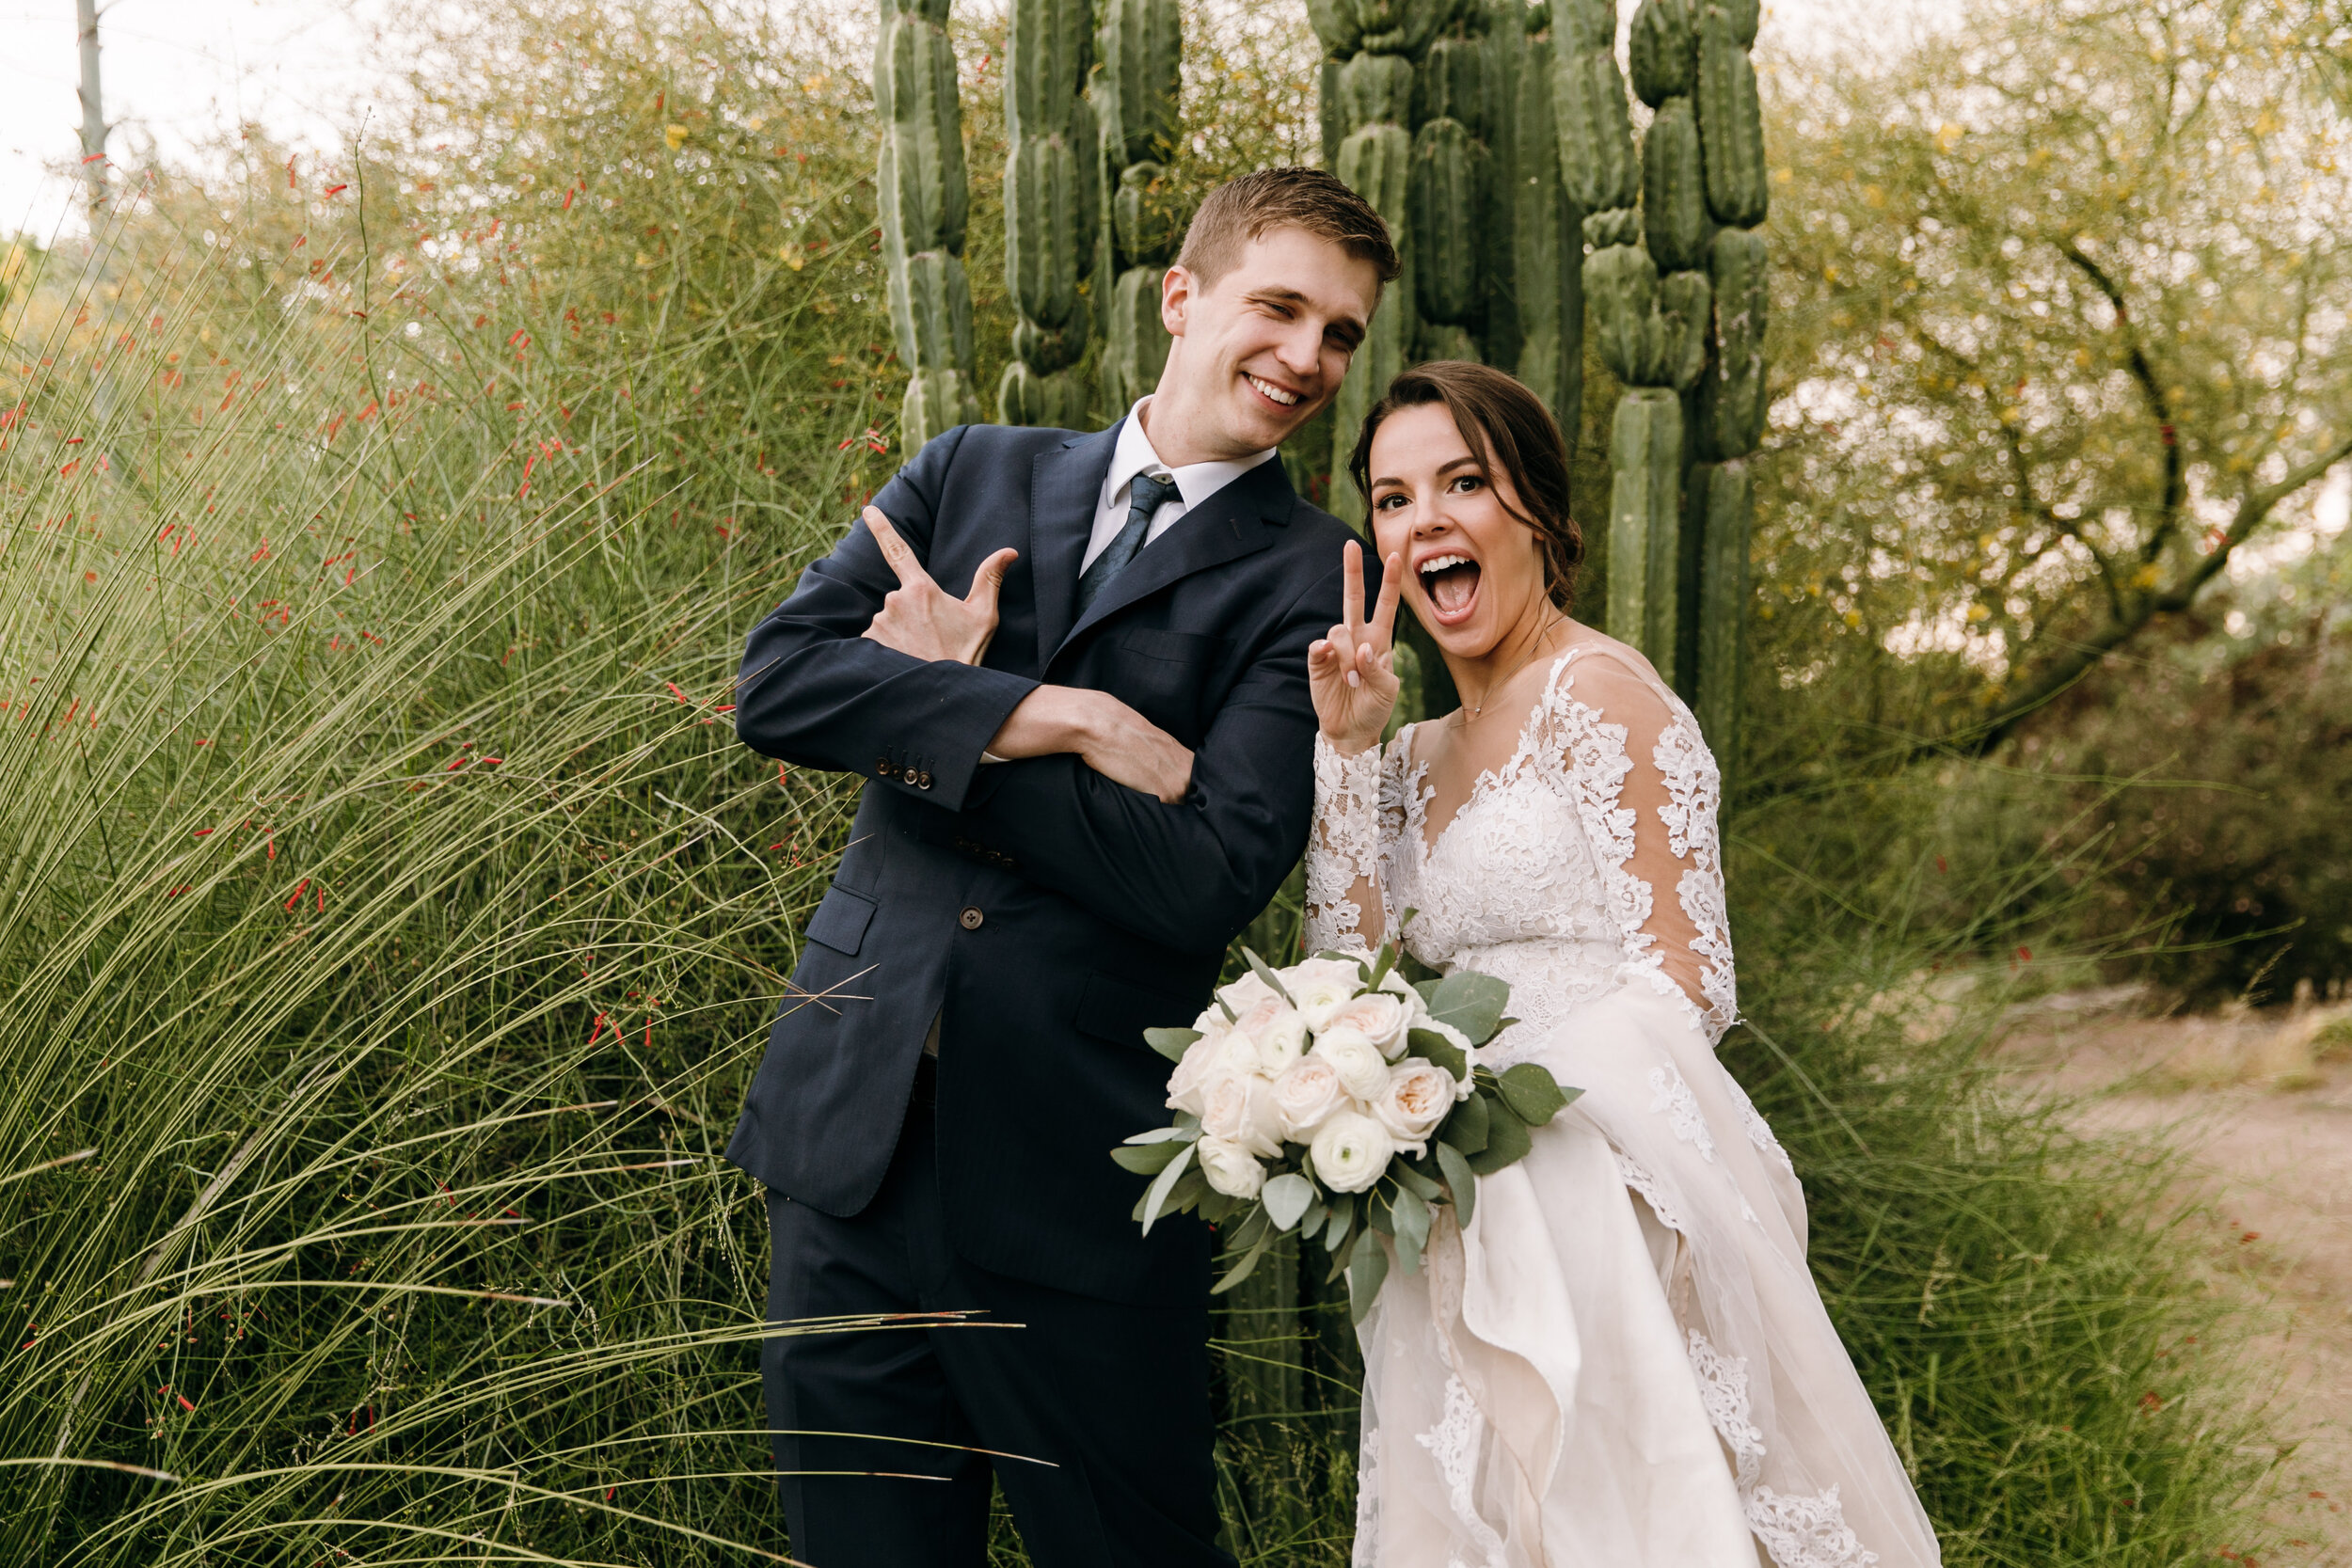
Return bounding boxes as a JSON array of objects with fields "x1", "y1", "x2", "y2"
[{"x1": 1306, "y1": 643, "x2": 1941, "y2": 1568}]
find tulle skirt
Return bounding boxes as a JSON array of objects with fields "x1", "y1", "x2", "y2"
[{"x1": 1351, "y1": 980, "x2": 1942, "y2": 1568}]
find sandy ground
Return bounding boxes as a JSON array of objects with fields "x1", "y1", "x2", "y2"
[{"x1": 1999, "y1": 990, "x2": 2352, "y2": 1565}]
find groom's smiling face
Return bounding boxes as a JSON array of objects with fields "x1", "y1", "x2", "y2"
[{"x1": 1150, "y1": 226, "x2": 1382, "y2": 464}]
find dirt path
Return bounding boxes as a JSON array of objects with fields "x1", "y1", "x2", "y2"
[{"x1": 2000, "y1": 993, "x2": 2352, "y2": 1564}]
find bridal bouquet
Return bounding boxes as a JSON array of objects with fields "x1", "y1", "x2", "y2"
[{"x1": 1112, "y1": 940, "x2": 1579, "y2": 1319}]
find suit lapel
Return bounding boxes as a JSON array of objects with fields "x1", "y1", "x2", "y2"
[
  {"x1": 1027, "y1": 424, "x2": 1120, "y2": 671},
  {"x1": 1052, "y1": 456, "x2": 1297, "y2": 670}
]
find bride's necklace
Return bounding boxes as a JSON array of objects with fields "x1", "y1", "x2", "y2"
[{"x1": 1454, "y1": 613, "x2": 1567, "y2": 722}]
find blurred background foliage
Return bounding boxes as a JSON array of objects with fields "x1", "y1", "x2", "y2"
[{"x1": 0, "y1": 0, "x2": 2344, "y2": 1561}]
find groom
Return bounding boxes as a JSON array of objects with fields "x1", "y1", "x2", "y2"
[{"x1": 725, "y1": 167, "x2": 1395, "y2": 1567}]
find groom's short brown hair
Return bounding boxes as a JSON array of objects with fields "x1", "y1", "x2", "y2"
[{"x1": 1175, "y1": 167, "x2": 1400, "y2": 290}]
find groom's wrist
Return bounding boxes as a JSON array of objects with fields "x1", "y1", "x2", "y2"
[{"x1": 985, "y1": 686, "x2": 1094, "y2": 760}]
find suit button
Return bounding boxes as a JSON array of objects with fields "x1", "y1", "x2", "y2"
[
  {"x1": 958, "y1": 907, "x2": 984, "y2": 930},
  {"x1": 917, "y1": 771, "x2": 933, "y2": 789},
  {"x1": 875, "y1": 757, "x2": 897, "y2": 779}
]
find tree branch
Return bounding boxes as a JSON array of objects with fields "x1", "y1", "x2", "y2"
[{"x1": 2058, "y1": 238, "x2": 2186, "y2": 564}]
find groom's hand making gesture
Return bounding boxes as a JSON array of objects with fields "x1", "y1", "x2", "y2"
[{"x1": 859, "y1": 507, "x2": 1017, "y2": 667}]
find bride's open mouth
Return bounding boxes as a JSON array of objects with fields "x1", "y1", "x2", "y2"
[{"x1": 1418, "y1": 551, "x2": 1482, "y2": 626}]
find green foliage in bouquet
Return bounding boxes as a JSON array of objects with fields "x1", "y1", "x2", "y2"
[{"x1": 1110, "y1": 938, "x2": 1579, "y2": 1323}]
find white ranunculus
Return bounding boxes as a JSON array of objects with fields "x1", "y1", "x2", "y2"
[
  {"x1": 1311, "y1": 1026, "x2": 1392, "y2": 1101},
  {"x1": 1200, "y1": 1069, "x2": 1285, "y2": 1158},
  {"x1": 1310, "y1": 1110, "x2": 1393, "y2": 1194},
  {"x1": 1167, "y1": 1030, "x2": 1259, "y2": 1117},
  {"x1": 1191, "y1": 1005, "x2": 1234, "y2": 1040},
  {"x1": 1374, "y1": 1060, "x2": 1455, "y2": 1152},
  {"x1": 1320, "y1": 990, "x2": 1411, "y2": 1061},
  {"x1": 1285, "y1": 958, "x2": 1363, "y2": 1032},
  {"x1": 1232, "y1": 996, "x2": 1309, "y2": 1077},
  {"x1": 1197, "y1": 1136, "x2": 1266, "y2": 1199},
  {"x1": 1271, "y1": 1055, "x2": 1348, "y2": 1141}
]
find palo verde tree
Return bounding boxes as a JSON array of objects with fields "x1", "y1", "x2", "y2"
[{"x1": 1753, "y1": 0, "x2": 2352, "y2": 790}]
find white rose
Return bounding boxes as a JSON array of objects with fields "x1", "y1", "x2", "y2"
[
  {"x1": 1191, "y1": 1005, "x2": 1233, "y2": 1040},
  {"x1": 1310, "y1": 1110, "x2": 1393, "y2": 1194},
  {"x1": 1197, "y1": 1136, "x2": 1267, "y2": 1199},
  {"x1": 1214, "y1": 970, "x2": 1279, "y2": 1018},
  {"x1": 1374, "y1": 1060, "x2": 1455, "y2": 1152},
  {"x1": 1321, "y1": 990, "x2": 1411, "y2": 1061},
  {"x1": 1311, "y1": 1027, "x2": 1392, "y2": 1101},
  {"x1": 1271, "y1": 1054, "x2": 1348, "y2": 1141},
  {"x1": 1232, "y1": 996, "x2": 1309, "y2": 1077},
  {"x1": 1379, "y1": 971, "x2": 1430, "y2": 1023},
  {"x1": 1200, "y1": 1070, "x2": 1285, "y2": 1158},
  {"x1": 1167, "y1": 1030, "x2": 1259, "y2": 1117}
]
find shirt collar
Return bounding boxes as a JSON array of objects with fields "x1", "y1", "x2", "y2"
[{"x1": 1108, "y1": 397, "x2": 1279, "y2": 512}]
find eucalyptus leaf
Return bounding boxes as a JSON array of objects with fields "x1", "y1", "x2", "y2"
[
  {"x1": 1164, "y1": 1165, "x2": 1209, "y2": 1214},
  {"x1": 1413, "y1": 977, "x2": 1441, "y2": 1011},
  {"x1": 1391, "y1": 1158, "x2": 1442, "y2": 1202},
  {"x1": 1366, "y1": 1186, "x2": 1396, "y2": 1236},
  {"x1": 1298, "y1": 1197, "x2": 1328, "y2": 1240},
  {"x1": 1262, "y1": 1171, "x2": 1316, "y2": 1231},
  {"x1": 1110, "y1": 1141, "x2": 1185, "y2": 1175},
  {"x1": 1439, "y1": 1091, "x2": 1491, "y2": 1155},
  {"x1": 1243, "y1": 946, "x2": 1295, "y2": 1004},
  {"x1": 1121, "y1": 1124, "x2": 1198, "y2": 1146},
  {"x1": 1428, "y1": 971, "x2": 1510, "y2": 1044},
  {"x1": 1347, "y1": 1227, "x2": 1390, "y2": 1323},
  {"x1": 1407, "y1": 1027, "x2": 1469, "y2": 1080},
  {"x1": 1436, "y1": 1140, "x2": 1478, "y2": 1228},
  {"x1": 1325, "y1": 1192, "x2": 1357, "y2": 1250},
  {"x1": 1391, "y1": 1182, "x2": 1430, "y2": 1267},
  {"x1": 1199, "y1": 1189, "x2": 1236, "y2": 1225},
  {"x1": 1497, "y1": 1061, "x2": 1574, "y2": 1125},
  {"x1": 1466, "y1": 1098, "x2": 1533, "y2": 1176},
  {"x1": 1368, "y1": 940, "x2": 1397, "y2": 990},
  {"x1": 1143, "y1": 1026, "x2": 1201, "y2": 1063},
  {"x1": 1211, "y1": 1223, "x2": 1276, "y2": 1294},
  {"x1": 1394, "y1": 1219, "x2": 1423, "y2": 1276},
  {"x1": 1138, "y1": 1141, "x2": 1195, "y2": 1234}
]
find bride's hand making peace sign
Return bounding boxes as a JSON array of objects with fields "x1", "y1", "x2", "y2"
[{"x1": 1309, "y1": 540, "x2": 1405, "y2": 757}]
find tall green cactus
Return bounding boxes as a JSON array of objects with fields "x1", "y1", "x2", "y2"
[
  {"x1": 1567, "y1": 0, "x2": 1765, "y2": 787},
  {"x1": 878, "y1": 0, "x2": 983, "y2": 453},
  {"x1": 1094, "y1": 0, "x2": 1184, "y2": 416},
  {"x1": 998, "y1": 0, "x2": 1097, "y2": 427},
  {"x1": 1314, "y1": 0, "x2": 1583, "y2": 524}
]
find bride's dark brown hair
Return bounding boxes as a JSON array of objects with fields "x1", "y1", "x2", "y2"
[{"x1": 1345, "y1": 360, "x2": 1584, "y2": 609}]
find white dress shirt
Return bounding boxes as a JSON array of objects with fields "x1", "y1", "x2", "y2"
[{"x1": 1082, "y1": 397, "x2": 1279, "y2": 575}]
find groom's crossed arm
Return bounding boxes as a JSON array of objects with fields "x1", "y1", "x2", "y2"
[
  {"x1": 736, "y1": 427, "x2": 1348, "y2": 955},
  {"x1": 735, "y1": 427, "x2": 1040, "y2": 815}
]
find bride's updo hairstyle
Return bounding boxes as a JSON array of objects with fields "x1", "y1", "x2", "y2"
[{"x1": 1345, "y1": 360, "x2": 1584, "y2": 609}]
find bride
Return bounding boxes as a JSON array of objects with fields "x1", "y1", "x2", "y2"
[{"x1": 1304, "y1": 361, "x2": 1941, "y2": 1568}]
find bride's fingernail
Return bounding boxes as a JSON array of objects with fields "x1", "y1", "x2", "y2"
[{"x1": 1346, "y1": 671, "x2": 1360, "y2": 689}]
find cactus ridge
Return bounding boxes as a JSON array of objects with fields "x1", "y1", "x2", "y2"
[
  {"x1": 1007, "y1": 0, "x2": 1092, "y2": 141},
  {"x1": 1657, "y1": 268, "x2": 1713, "y2": 393},
  {"x1": 1642, "y1": 95, "x2": 1714, "y2": 274},
  {"x1": 1553, "y1": 46, "x2": 1640, "y2": 214},
  {"x1": 1695, "y1": 458, "x2": 1752, "y2": 756},
  {"x1": 1696, "y1": 5, "x2": 1769, "y2": 228},
  {"x1": 1005, "y1": 134, "x2": 1092, "y2": 332},
  {"x1": 1410, "y1": 117, "x2": 1485, "y2": 325},
  {"x1": 1628, "y1": 0, "x2": 1697, "y2": 107},
  {"x1": 1705, "y1": 225, "x2": 1769, "y2": 457},
  {"x1": 1607, "y1": 388, "x2": 1684, "y2": 656},
  {"x1": 1098, "y1": 0, "x2": 1181, "y2": 164},
  {"x1": 1103, "y1": 265, "x2": 1171, "y2": 412},
  {"x1": 883, "y1": 18, "x2": 970, "y2": 253},
  {"x1": 903, "y1": 369, "x2": 984, "y2": 453},
  {"x1": 1338, "y1": 53, "x2": 1418, "y2": 132},
  {"x1": 1555, "y1": 0, "x2": 1615, "y2": 51},
  {"x1": 1416, "y1": 37, "x2": 1490, "y2": 136},
  {"x1": 1113, "y1": 162, "x2": 1185, "y2": 267}
]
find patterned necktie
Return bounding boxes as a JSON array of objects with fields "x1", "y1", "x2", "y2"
[{"x1": 1074, "y1": 472, "x2": 1179, "y2": 617}]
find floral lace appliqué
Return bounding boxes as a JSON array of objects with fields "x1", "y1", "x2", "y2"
[
  {"x1": 1413, "y1": 1374, "x2": 1509, "y2": 1568},
  {"x1": 1647, "y1": 1063, "x2": 1717, "y2": 1163},
  {"x1": 1687, "y1": 1328, "x2": 1882, "y2": 1568},
  {"x1": 1655, "y1": 717, "x2": 1739, "y2": 1040},
  {"x1": 1305, "y1": 735, "x2": 1389, "y2": 953}
]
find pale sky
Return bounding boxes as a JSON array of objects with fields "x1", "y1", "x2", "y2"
[{"x1": 0, "y1": 0, "x2": 1959, "y2": 244}]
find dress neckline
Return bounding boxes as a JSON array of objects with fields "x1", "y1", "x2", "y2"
[{"x1": 1406, "y1": 643, "x2": 1586, "y2": 863}]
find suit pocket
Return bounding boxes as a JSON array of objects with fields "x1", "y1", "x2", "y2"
[
  {"x1": 1073, "y1": 971, "x2": 1199, "y2": 1052},
  {"x1": 805, "y1": 883, "x2": 877, "y2": 956}
]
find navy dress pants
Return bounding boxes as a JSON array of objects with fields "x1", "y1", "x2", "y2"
[{"x1": 762, "y1": 1062, "x2": 1232, "y2": 1568}]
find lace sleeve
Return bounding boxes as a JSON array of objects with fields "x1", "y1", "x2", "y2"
[
  {"x1": 1304, "y1": 733, "x2": 1391, "y2": 953},
  {"x1": 1537, "y1": 649, "x2": 1738, "y2": 1041}
]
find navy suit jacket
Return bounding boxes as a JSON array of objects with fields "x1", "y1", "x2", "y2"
[{"x1": 723, "y1": 420, "x2": 1363, "y2": 1305}]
